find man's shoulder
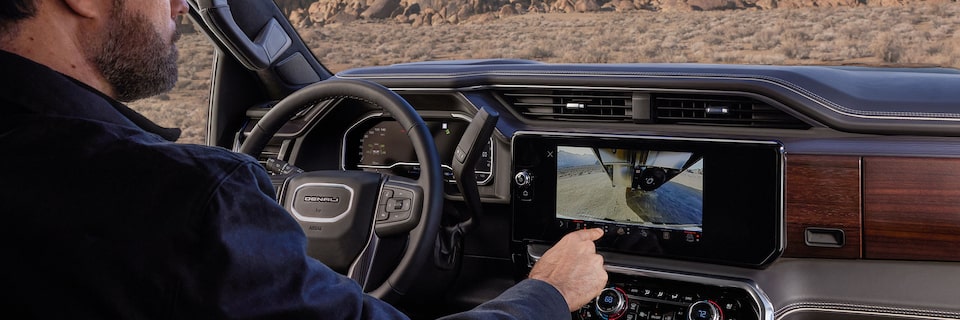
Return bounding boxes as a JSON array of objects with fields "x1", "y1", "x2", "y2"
[
  {"x1": 123, "y1": 137, "x2": 264, "y2": 183},
  {"x1": 3, "y1": 112, "x2": 264, "y2": 191}
]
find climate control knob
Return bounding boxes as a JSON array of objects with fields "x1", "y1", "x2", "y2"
[
  {"x1": 688, "y1": 300, "x2": 723, "y2": 320},
  {"x1": 594, "y1": 287, "x2": 627, "y2": 319}
]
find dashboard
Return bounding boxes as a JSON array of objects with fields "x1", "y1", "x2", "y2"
[{"x1": 239, "y1": 61, "x2": 960, "y2": 320}]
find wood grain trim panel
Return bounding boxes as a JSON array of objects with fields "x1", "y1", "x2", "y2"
[
  {"x1": 784, "y1": 155, "x2": 862, "y2": 258},
  {"x1": 864, "y1": 157, "x2": 960, "y2": 261}
]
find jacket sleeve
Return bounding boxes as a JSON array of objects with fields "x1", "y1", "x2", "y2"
[
  {"x1": 199, "y1": 159, "x2": 569, "y2": 320},
  {"x1": 439, "y1": 279, "x2": 571, "y2": 320},
  {"x1": 198, "y1": 160, "x2": 410, "y2": 319}
]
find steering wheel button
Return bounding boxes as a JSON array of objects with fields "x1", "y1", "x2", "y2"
[
  {"x1": 386, "y1": 198, "x2": 401, "y2": 212},
  {"x1": 385, "y1": 198, "x2": 412, "y2": 213},
  {"x1": 376, "y1": 208, "x2": 389, "y2": 221},
  {"x1": 378, "y1": 189, "x2": 393, "y2": 205},
  {"x1": 454, "y1": 147, "x2": 467, "y2": 163},
  {"x1": 391, "y1": 211, "x2": 411, "y2": 222},
  {"x1": 393, "y1": 188, "x2": 413, "y2": 200}
]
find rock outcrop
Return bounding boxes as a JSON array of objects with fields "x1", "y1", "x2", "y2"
[{"x1": 283, "y1": 0, "x2": 956, "y2": 26}]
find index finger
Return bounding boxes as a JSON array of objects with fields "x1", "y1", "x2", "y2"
[{"x1": 569, "y1": 228, "x2": 604, "y2": 241}]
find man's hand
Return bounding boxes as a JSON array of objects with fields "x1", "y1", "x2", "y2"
[{"x1": 528, "y1": 228, "x2": 607, "y2": 312}]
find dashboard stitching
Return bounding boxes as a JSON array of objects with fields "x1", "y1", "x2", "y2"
[{"x1": 776, "y1": 302, "x2": 960, "y2": 319}]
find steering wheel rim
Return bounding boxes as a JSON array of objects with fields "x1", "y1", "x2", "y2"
[{"x1": 239, "y1": 78, "x2": 444, "y2": 299}]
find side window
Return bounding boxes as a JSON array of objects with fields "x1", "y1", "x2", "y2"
[{"x1": 128, "y1": 17, "x2": 214, "y2": 145}]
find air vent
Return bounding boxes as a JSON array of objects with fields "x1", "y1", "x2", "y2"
[
  {"x1": 258, "y1": 140, "x2": 285, "y2": 163},
  {"x1": 653, "y1": 94, "x2": 810, "y2": 128},
  {"x1": 498, "y1": 89, "x2": 809, "y2": 129},
  {"x1": 501, "y1": 89, "x2": 635, "y2": 122},
  {"x1": 235, "y1": 123, "x2": 292, "y2": 167}
]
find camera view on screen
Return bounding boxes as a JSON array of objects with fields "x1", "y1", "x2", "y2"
[{"x1": 556, "y1": 146, "x2": 704, "y2": 231}]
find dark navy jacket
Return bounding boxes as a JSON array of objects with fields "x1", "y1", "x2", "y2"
[{"x1": 0, "y1": 50, "x2": 568, "y2": 319}]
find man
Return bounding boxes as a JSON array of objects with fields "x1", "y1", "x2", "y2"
[{"x1": 0, "y1": 0, "x2": 608, "y2": 318}]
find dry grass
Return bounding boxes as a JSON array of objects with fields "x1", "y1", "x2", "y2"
[
  {"x1": 311, "y1": 4, "x2": 960, "y2": 70},
  {"x1": 131, "y1": 4, "x2": 960, "y2": 144}
]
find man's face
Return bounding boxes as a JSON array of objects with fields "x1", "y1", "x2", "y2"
[{"x1": 86, "y1": 0, "x2": 181, "y2": 102}]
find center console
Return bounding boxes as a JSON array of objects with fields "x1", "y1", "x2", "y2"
[
  {"x1": 575, "y1": 266, "x2": 772, "y2": 320},
  {"x1": 512, "y1": 132, "x2": 783, "y2": 320}
]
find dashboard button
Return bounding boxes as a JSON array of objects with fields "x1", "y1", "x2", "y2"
[
  {"x1": 668, "y1": 292, "x2": 681, "y2": 302},
  {"x1": 514, "y1": 170, "x2": 533, "y2": 187},
  {"x1": 655, "y1": 290, "x2": 667, "y2": 300},
  {"x1": 518, "y1": 188, "x2": 533, "y2": 201},
  {"x1": 475, "y1": 172, "x2": 490, "y2": 182},
  {"x1": 636, "y1": 310, "x2": 650, "y2": 319},
  {"x1": 641, "y1": 288, "x2": 655, "y2": 298},
  {"x1": 719, "y1": 299, "x2": 741, "y2": 313}
]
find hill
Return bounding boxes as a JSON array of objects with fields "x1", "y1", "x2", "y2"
[{"x1": 277, "y1": 0, "x2": 956, "y2": 27}]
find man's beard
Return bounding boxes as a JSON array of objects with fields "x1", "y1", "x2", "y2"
[{"x1": 87, "y1": 3, "x2": 180, "y2": 102}]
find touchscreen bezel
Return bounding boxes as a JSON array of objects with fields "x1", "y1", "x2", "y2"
[{"x1": 512, "y1": 132, "x2": 784, "y2": 267}]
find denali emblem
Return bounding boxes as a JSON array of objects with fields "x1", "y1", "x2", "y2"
[{"x1": 303, "y1": 196, "x2": 340, "y2": 203}]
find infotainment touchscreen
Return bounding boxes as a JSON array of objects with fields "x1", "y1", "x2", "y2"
[
  {"x1": 556, "y1": 147, "x2": 703, "y2": 233},
  {"x1": 512, "y1": 133, "x2": 784, "y2": 267}
]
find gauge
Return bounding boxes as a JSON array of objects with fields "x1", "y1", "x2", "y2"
[
  {"x1": 355, "y1": 119, "x2": 493, "y2": 185},
  {"x1": 359, "y1": 121, "x2": 414, "y2": 167}
]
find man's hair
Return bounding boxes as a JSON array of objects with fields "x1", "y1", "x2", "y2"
[{"x1": 0, "y1": 0, "x2": 38, "y2": 36}]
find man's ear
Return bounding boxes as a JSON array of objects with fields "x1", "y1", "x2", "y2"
[{"x1": 60, "y1": 0, "x2": 113, "y2": 19}]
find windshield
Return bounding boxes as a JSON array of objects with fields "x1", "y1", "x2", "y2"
[
  {"x1": 281, "y1": 3, "x2": 959, "y2": 73},
  {"x1": 129, "y1": 2, "x2": 960, "y2": 145}
]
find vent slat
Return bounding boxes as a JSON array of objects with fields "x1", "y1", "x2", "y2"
[
  {"x1": 503, "y1": 93, "x2": 632, "y2": 99},
  {"x1": 522, "y1": 112, "x2": 636, "y2": 119},
  {"x1": 513, "y1": 104, "x2": 633, "y2": 110},
  {"x1": 655, "y1": 107, "x2": 786, "y2": 115},
  {"x1": 656, "y1": 117, "x2": 794, "y2": 123}
]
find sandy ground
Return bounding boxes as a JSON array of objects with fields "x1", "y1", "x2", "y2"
[
  {"x1": 557, "y1": 165, "x2": 640, "y2": 222},
  {"x1": 557, "y1": 165, "x2": 703, "y2": 225}
]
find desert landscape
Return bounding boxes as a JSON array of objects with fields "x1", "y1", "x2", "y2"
[{"x1": 129, "y1": 2, "x2": 960, "y2": 145}]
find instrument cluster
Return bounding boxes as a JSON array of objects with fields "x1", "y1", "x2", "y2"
[{"x1": 344, "y1": 116, "x2": 493, "y2": 185}]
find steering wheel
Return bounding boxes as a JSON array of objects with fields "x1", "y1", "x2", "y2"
[{"x1": 239, "y1": 78, "x2": 444, "y2": 300}]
